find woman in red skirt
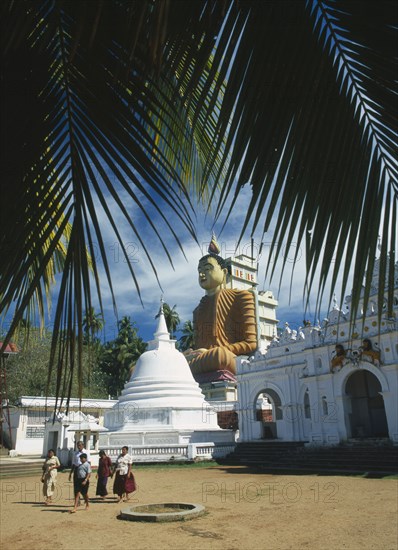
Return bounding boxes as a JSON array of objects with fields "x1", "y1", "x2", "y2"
[
  {"x1": 112, "y1": 446, "x2": 136, "y2": 503},
  {"x1": 95, "y1": 450, "x2": 113, "y2": 500}
]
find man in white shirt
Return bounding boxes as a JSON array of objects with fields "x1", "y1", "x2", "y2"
[{"x1": 69, "y1": 441, "x2": 91, "y2": 496}]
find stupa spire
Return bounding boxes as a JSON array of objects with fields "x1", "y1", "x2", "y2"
[{"x1": 154, "y1": 296, "x2": 170, "y2": 341}]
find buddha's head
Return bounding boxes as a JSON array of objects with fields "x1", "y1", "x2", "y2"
[{"x1": 198, "y1": 254, "x2": 228, "y2": 294}]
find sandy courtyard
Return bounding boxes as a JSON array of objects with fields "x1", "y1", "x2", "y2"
[{"x1": 1, "y1": 464, "x2": 397, "y2": 550}]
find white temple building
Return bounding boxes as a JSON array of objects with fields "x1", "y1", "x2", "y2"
[
  {"x1": 8, "y1": 396, "x2": 116, "y2": 458},
  {"x1": 236, "y1": 258, "x2": 398, "y2": 446},
  {"x1": 99, "y1": 304, "x2": 235, "y2": 461}
]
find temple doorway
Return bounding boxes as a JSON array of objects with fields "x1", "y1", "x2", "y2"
[
  {"x1": 47, "y1": 430, "x2": 58, "y2": 451},
  {"x1": 255, "y1": 389, "x2": 282, "y2": 439},
  {"x1": 345, "y1": 370, "x2": 388, "y2": 438}
]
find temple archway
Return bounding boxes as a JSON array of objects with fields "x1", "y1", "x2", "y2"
[
  {"x1": 255, "y1": 389, "x2": 282, "y2": 439},
  {"x1": 344, "y1": 370, "x2": 388, "y2": 438}
]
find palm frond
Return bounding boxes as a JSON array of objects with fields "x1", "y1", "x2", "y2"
[
  {"x1": 305, "y1": 0, "x2": 397, "y2": 317},
  {"x1": 200, "y1": 0, "x2": 397, "y2": 319},
  {"x1": 1, "y1": 0, "x2": 397, "y2": 405},
  {"x1": 0, "y1": 0, "x2": 228, "y2": 403}
]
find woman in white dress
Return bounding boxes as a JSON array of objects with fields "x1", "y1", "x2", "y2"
[
  {"x1": 41, "y1": 449, "x2": 60, "y2": 505},
  {"x1": 112, "y1": 445, "x2": 136, "y2": 502}
]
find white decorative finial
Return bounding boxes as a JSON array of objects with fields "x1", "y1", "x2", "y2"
[{"x1": 154, "y1": 298, "x2": 170, "y2": 341}]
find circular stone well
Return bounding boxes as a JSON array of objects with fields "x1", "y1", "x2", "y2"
[{"x1": 119, "y1": 502, "x2": 205, "y2": 522}]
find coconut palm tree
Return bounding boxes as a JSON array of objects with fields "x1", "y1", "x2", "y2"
[
  {"x1": 179, "y1": 320, "x2": 194, "y2": 352},
  {"x1": 82, "y1": 307, "x2": 104, "y2": 344},
  {"x1": 158, "y1": 303, "x2": 180, "y2": 338},
  {"x1": 1, "y1": 0, "x2": 396, "y2": 402},
  {"x1": 98, "y1": 316, "x2": 146, "y2": 397}
]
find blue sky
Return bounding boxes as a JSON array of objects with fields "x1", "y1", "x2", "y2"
[
  {"x1": 83, "y1": 184, "x2": 346, "y2": 345},
  {"x1": 0, "y1": 182, "x2": 349, "y2": 346}
]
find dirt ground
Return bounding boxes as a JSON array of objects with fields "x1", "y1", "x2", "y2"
[{"x1": 1, "y1": 464, "x2": 397, "y2": 550}]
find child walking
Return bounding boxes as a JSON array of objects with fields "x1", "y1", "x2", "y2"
[{"x1": 70, "y1": 453, "x2": 91, "y2": 513}]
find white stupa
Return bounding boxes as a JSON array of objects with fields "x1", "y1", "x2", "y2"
[{"x1": 100, "y1": 303, "x2": 234, "y2": 454}]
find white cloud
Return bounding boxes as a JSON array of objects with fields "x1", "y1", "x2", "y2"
[{"x1": 7, "y1": 182, "x2": 352, "y2": 346}]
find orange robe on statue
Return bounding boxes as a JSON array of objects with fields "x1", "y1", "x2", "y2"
[{"x1": 189, "y1": 289, "x2": 257, "y2": 375}]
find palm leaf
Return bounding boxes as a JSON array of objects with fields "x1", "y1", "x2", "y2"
[
  {"x1": 1, "y1": 0, "x2": 396, "y2": 405},
  {"x1": 0, "y1": 0, "x2": 228, "y2": 404},
  {"x1": 203, "y1": 0, "x2": 397, "y2": 320}
]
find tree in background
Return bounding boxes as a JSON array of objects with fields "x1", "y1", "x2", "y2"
[
  {"x1": 82, "y1": 307, "x2": 104, "y2": 344},
  {"x1": 1, "y1": 1, "x2": 396, "y2": 403},
  {"x1": 98, "y1": 317, "x2": 147, "y2": 398},
  {"x1": 82, "y1": 307, "x2": 104, "y2": 384},
  {"x1": 2, "y1": 316, "x2": 148, "y2": 402},
  {"x1": 157, "y1": 303, "x2": 180, "y2": 338},
  {"x1": 179, "y1": 320, "x2": 194, "y2": 352},
  {"x1": 3, "y1": 327, "x2": 108, "y2": 403}
]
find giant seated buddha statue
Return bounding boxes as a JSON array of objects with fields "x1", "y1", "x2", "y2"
[{"x1": 186, "y1": 245, "x2": 257, "y2": 376}]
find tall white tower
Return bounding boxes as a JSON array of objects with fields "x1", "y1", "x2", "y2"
[{"x1": 224, "y1": 253, "x2": 278, "y2": 348}]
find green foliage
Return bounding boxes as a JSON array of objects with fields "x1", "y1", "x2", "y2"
[
  {"x1": 178, "y1": 320, "x2": 194, "y2": 352},
  {"x1": 3, "y1": 328, "x2": 108, "y2": 403},
  {"x1": 82, "y1": 307, "x2": 104, "y2": 344},
  {"x1": 2, "y1": 315, "x2": 148, "y2": 404},
  {"x1": 1, "y1": 0, "x2": 396, "y2": 403},
  {"x1": 157, "y1": 303, "x2": 180, "y2": 338},
  {"x1": 98, "y1": 317, "x2": 147, "y2": 398}
]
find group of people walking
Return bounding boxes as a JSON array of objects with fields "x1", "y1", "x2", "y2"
[{"x1": 41, "y1": 442, "x2": 136, "y2": 512}]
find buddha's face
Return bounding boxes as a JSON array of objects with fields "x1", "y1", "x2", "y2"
[{"x1": 198, "y1": 256, "x2": 227, "y2": 292}]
